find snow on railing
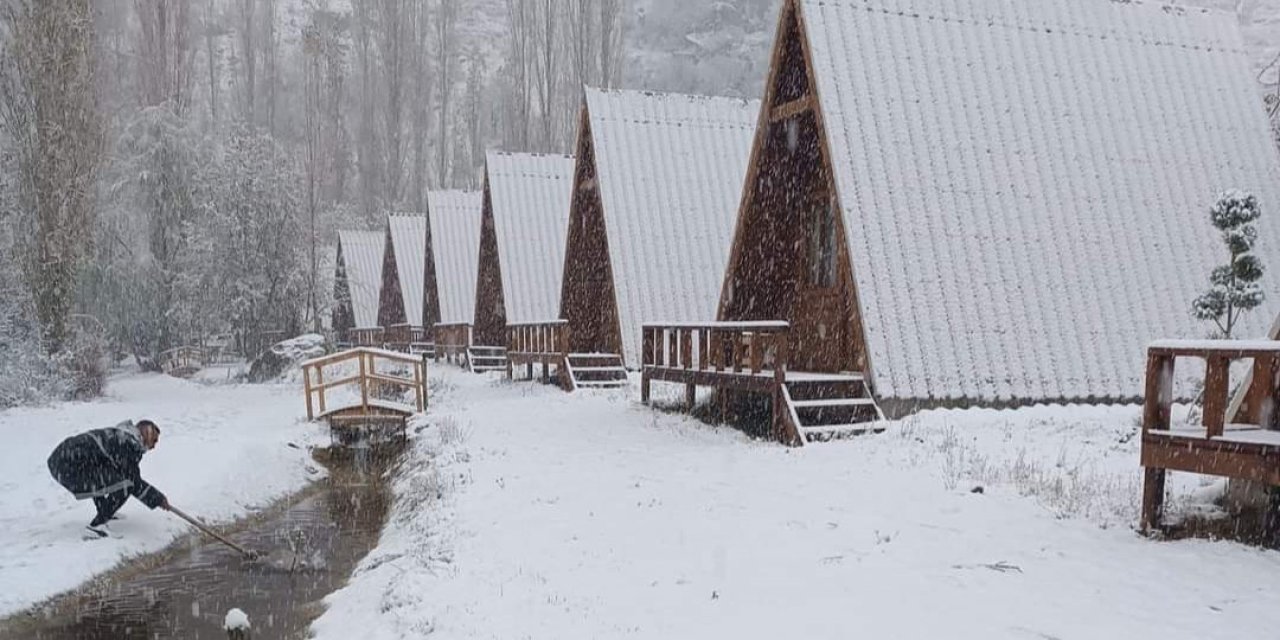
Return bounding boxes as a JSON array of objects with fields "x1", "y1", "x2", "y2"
[{"x1": 434, "y1": 322, "x2": 473, "y2": 363}]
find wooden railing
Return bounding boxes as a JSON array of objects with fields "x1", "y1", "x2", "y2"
[
  {"x1": 641, "y1": 321, "x2": 790, "y2": 377},
  {"x1": 301, "y1": 347, "x2": 426, "y2": 421},
  {"x1": 347, "y1": 327, "x2": 385, "y2": 348},
  {"x1": 435, "y1": 322, "x2": 472, "y2": 363},
  {"x1": 507, "y1": 320, "x2": 570, "y2": 357},
  {"x1": 384, "y1": 323, "x2": 429, "y2": 353},
  {"x1": 159, "y1": 345, "x2": 208, "y2": 375},
  {"x1": 1141, "y1": 339, "x2": 1280, "y2": 531}
]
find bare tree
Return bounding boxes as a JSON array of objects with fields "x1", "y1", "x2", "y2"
[
  {"x1": 435, "y1": 0, "x2": 458, "y2": 186},
  {"x1": 504, "y1": 0, "x2": 533, "y2": 149},
  {"x1": 0, "y1": 0, "x2": 104, "y2": 354},
  {"x1": 134, "y1": 0, "x2": 196, "y2": 112},
  {"x1": 237, "y1": 0, "x2": 256, "y2": 124},
  {"x1": 532, "y1": 0, "x2": 558, "y2": 149},
  {"x1": 599, "y1": 0, "x2": 622, "y2": 88}
]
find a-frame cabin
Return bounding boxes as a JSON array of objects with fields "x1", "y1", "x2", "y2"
[
  {"x1": 377, "y1": 213, "x2": 433, "y2": 353},
  {"x1": 470, "y1": 151, "x2": 575, "y2": 374},
  {"x1": 645, "y1": 0, "x2": 1280, "y2": 444},
  {"x1": 557, "y1": 87, "x2": 758, "y2": 390},
  {"x1": 333, "y1": 230, "x2": 386, "y2": 347},
  {"x1": 427, "y1": 190, "x2": 484, "y2": 365}
]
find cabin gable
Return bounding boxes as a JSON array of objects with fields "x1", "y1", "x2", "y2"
[
  {"x1": 332, "y1": 242, "x2": 354, "y2": 334},
  {"x1": 560, "y1": 111, "x2": 624, "y2": 356},
  {"x1": 718, "y1": 0, "x2": 871, "y2": 376},
  {"x1": 423, "y1": 210, "x2": 442, "y2": 333},
  {"x1": 377, "y1": 229, "x2": 407, "y2": 328},
  {"x1": 473, "y1": 184, "x2": 508, "y2": 346}
]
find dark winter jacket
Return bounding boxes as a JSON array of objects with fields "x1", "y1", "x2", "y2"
[{"x1": 47, "y1": 421, "x2": 167, "y2": 509}]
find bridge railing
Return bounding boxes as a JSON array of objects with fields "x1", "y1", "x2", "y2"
[{"x1": 301, "y1": 347, "x2": 426, "y2": 421}]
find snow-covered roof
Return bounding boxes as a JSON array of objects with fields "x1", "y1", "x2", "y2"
[
  {"x1": 427, "y1": 190, "x2": 484, "y2": 325},
  {"x1": 485, "y1": 151, "x2": 576, "y2": 324},
  {"x1": 337, "y1": 230, "x2": 385, "y2": 329},
  {"x1": 386, "y1": 213, "x2": 427, "y2": 326},
  {"x1": 585, "y1": 87, "x2": 760, "y2": 367},
  {"x1": 797, "y1": 0, "x2": 1280, "y2": 402}
]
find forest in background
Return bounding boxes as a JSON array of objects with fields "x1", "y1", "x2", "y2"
[{"x1": 3, "y1": 0, "x2": 1280, "y2": 408}]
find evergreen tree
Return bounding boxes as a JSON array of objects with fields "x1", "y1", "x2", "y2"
[{"x1": 1192, "y1": 190, "x2": 1266, "y2": 338}]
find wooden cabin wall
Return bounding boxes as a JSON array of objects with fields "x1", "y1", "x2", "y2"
[
  {"x1": 332, "y1": 245, "x2": 355, "y2": 333},
  {"x1": 473, "y1": 188, "x2": 508, "y2": 346},
  {"x1": 377, "y1": 231, "x2": 407, "y2": 327},
  {"x1": 560, "y1": 122, "x2": 623, "y2": 356},
  {"x1": 720, "y1": 2, "x2": 866, "y2": 374},
  {"x1": 422, "y1": 213, "x2": 442, "y2": 337}
]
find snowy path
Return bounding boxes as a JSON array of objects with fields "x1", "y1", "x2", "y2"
[
  {"x1": 312, "y1": 369, "x2": 1280, "y2": 639},
  {"x1": 0, "y1": 370, "x2": 323, "y2": 617}
]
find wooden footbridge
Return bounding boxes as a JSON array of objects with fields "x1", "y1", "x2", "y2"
[{"x1": 301, "y1": 347, "x2": 427, "y2": 441}]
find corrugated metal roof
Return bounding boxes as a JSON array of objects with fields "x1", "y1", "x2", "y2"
[
  {"x1": 585, "y1": 87, "x2": 760, "y2": 367},
  {"x1": 427, "y1": 190, "x2": 484, "y2": 325},
  {"x1": 386, "y1": 213, "x2": 428, "y2": 326},
  {"x1": 485, "y1": 151, "x2": 576, "y2": 324},
  {"x1": 336, "y1": 230, "x2": 385, "y2": 329},
  {"x1": 798, "y1": 0, "x2": 1280, "y2": 402}
]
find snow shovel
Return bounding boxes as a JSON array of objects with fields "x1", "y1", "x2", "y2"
[{"x1": 169, "y1": 505, "x2": 261, "y2": 561}]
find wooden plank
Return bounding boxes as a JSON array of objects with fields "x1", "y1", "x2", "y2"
[
  {"x1": 749, "y1": 333, "x2": 763, "y2": 373},
  {"x1": 1142, "y1": 353, "x2": 1167, "y2": 432},
  {"x1": 316, "y1": 365, "x2": 326, "y2": 414},
  {"x1": 642, "y1": 328, "x2": 654, "y2": 367},
  {"x1": 668, "y1": 329, "x2": 678, "y2": 368},
  {"x1": 1245, "y1": 354, "x2": 1276, "y2": 426},
  {"x1": 359, "y1": 353, "x2": 369, "y2": 411},
  {"x1": 769, "y1": 95, "x2": 813, "y2": 122},
  {"x1": 681, "y1": 329, "x2": 693, "y2": 370},
  {"x1": 303, "y1": 365, "x2": 314, "y2": 420},
  {"x1": 699, "y1": 328, "x2": 709, "y2": 371},
  {"x1": 1203, "y1": 355, "x2": 1229, "y2": 438},
  {"x1": 1142, "y1": 434, "x2": 1280, "y2": 485}
]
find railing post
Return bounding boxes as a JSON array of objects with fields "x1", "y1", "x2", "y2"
[
  {"x1": 359, "y1": 351, "x2": 369, "y2": 413},
  {"x1": 316, "y1": 363, "x2": 326, "y2": 414},
  {"x1": 414, "y1": 355, "x2": 424, "y2": 412},
  {"x1": 304, "y1": 364, "x2": 314, "y2": 420},
  {"x1": 1204, "y1": 355, "x2": 1229, "y2": 439}
]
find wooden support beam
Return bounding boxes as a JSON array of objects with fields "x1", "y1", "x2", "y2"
[
  {"x1": 769, "y1": 96, "x2": 813, "y2": 122},
  {"x1": 1204, "y1": 355, "x2": 1229, "y2": 438}
]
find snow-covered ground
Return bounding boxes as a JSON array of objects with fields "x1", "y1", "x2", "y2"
[
  {"x1": 313, "y1": 368, "x2": 1280, "y2": 639},
  {"x1": 0, "y1": 368, "x2": 324, "y2": 617}
]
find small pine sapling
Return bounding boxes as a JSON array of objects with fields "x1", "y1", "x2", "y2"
[{"x1": 1192, "y1": 190, "x2": 1265, "y2": 338}]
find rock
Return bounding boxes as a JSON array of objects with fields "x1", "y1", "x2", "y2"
[{"x1": 247, "y1": 334, "x2": 326, "y2": 383}]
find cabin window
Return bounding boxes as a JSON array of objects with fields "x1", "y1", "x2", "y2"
[{"x1": 808, "y1": 193, "x2": 836, "y2": 288}]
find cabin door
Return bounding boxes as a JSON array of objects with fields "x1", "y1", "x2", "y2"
[{"x1": 791, "y1": 191, "x2": 851, "y2": 373}]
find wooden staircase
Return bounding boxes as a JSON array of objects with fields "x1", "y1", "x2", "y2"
[
  {"x1": 566, "y1": 353, "x2": 628, "y2": 390},
  {"x1": 781, "y1": 372, "x2": 885, "y2": 443},
  {"x1": 467, "y1": 345, "x2": 508, "y2": 373}
]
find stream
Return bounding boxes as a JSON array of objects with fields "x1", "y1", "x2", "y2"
[{"x1": 1, "y1": 441, "x2": 403, "y2": 639}]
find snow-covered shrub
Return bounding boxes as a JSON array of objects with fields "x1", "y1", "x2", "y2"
[{"x1": 1192, "y1": 190, "x2": 1265, "y2": 338}]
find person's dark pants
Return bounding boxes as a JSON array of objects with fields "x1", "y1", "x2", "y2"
[{"x1": 89, "y1": 491, "x2": 128, "y2": 527}]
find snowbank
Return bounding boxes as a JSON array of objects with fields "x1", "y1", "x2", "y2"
[
  {"x1": 0, "y1": 370, "x2": 323, "y2": 616},
  {"x1": 311, "y1": 369, "x2": 1280, "y2": 639}
]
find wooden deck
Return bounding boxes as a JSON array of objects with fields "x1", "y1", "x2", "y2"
[
  {"x1": 301, "y1": 347, "x2": 428, "y2": 438},
  {"x1": 1140, "y1": 341, "x2": 1280, "y2": 531},
  {"x1": 507, "y1": 320, "x2": 571, "y2": 389},
  {"x1": 434, "y1": 322, "x2": 472, "y2": 365},
  {"x1": 640, "y1": 322, "x2": 883, "y2": 445}
]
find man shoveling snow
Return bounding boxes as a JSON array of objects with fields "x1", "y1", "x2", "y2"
[{"x1": 46, "y1": 419, "x2": 170, "y2": 539}]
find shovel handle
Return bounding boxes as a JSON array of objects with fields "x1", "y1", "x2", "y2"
[{"x1": 168, "y1": 505, "x2": 257, "y2": 558}]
